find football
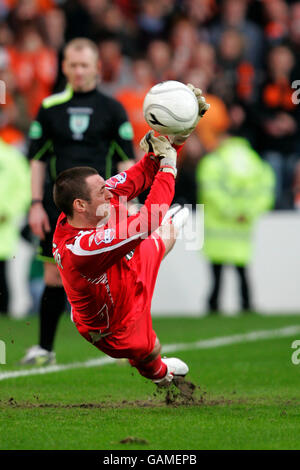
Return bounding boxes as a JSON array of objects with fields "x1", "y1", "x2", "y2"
[{"x1": 143, "y1": 81, "x2": 199, "y2": 135}]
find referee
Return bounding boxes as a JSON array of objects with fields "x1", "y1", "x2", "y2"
[{"x1": 21, "y1": 38, "x2": 135, "y2": 365}]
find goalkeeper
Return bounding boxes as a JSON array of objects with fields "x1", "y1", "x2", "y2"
[
  {"x1": 52, "y1": 133, "x2": 186, "y2": 384},
  {"x1": 51, "y1": 86, "x2": 209, "y2": 384}
]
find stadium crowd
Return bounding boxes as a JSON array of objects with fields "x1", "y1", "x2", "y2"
[
  {"x1": 0, "y1": 0, "x2": 299, "y2": 209},
  {"x1": 0, "y1": 0, "x2": 299, "y2": 316}
]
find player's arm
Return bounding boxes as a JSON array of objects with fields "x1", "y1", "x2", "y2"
[
  {"x1": 28, "y1": 106, "x2": 52, "y2": 239},
  {"x1": 105, "y1": 131, "x2": 182, "y2": 201},
  {"x1": 105, "y1": 152, "x2": 159, "y2": 200},
  {"x1": 67, "y1": 137, "x2": 177, "y2": 275},
  {"x1": 68, "y1": 171, "x2": 175, "y2": 275},
  {"x1": 29, "y1": 160, "x2": 51, "y2": 239},
  {"x1": 107, "y1": 84, "x2": 209, "y2": 197}
]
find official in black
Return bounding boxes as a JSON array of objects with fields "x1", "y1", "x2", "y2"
[{"x1": 21, "y1": 38, "x2": 135, "y2": 365}]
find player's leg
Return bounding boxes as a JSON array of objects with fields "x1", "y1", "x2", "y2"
[
  {"x1": 207, "y1": 263, "x2": 223, "y2": 313},
  {"x1": 39, "y1": 261, "x2": 66, "y2": 352},
  {"x1": 20, "y1": 229, "x2": 66, "y2": 365},
  {"x1": 0, "y1": 260, "x2": 8, "y2": 314},
  {"x1": 235, "y1": 265, "x2": 252, "y2": 312},
  {"x1": 76, "y1": 319, "x2": 189, "y2": 386},
  {"x1": 130, "y1": 216, "x2": 189, "y2": 383},
  {"x1": 128, "y1": 337, "x2": 189, "y2": 385},
  {"x1": 128, "y1": 337, "x2": 168, "y2": 381}
]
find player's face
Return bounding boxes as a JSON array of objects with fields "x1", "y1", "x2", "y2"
[
  {"x1": 85, "y1": 174, "x2": 113, "y2": 226},
  {"x1": 63, "y1": 47, "x2": 99, "y2": 92}
]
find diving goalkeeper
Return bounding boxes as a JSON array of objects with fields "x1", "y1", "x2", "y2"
[{"x1": 52, "y1": 86, "x2": 209, "y2": 385}]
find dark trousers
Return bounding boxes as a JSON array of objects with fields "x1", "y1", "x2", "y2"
[
  {"x1": 208, "y1": 263, "x2": 251, "y2": 312},
  {"x1": 0, "y1": 260, "x2": 8, "y2": 314}
]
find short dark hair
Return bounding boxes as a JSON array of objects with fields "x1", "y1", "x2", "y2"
[
  {"x1": 63, "y1": 38, "x2": 99, "y2": 61},
  {"x1": 53, "y1": 167, "x2": 99, "y2": 217}
]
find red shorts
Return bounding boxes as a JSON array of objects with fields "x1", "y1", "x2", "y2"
[{"x1": 75, "y1": 232, "x2": 165, "y2": 362}]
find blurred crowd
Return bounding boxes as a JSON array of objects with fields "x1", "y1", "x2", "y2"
[
  {"x1": 0, "y1": 0, "x2": 300, "y2": 209},
  {"x1": 0, "y1": 0, "x2": 298, "y2": 316},
  {"x1": 0, "y1": 0, "x2": 299, "y2": 210}
]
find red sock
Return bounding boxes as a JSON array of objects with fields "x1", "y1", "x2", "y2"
[{"x1": 129, "y1": 355, "x2": 167, "y2": 380}]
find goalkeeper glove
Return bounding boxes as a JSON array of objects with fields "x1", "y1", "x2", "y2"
[
  {"x1": 140, "y1": 130, "x2": 177, "y2": 178},
  {"x1": 168, "y1": 83, "x2": 210, "y2": 146}
]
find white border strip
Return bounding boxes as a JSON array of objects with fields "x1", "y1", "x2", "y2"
[{"x1": 1, "y1": 325, "x2": 300, "y2": 381}]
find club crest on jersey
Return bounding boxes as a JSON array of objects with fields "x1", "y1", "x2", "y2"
[
  {"x1": 69, "y1": 114, "x2": 90, "y2": 140},
  {"x1": 106, "y1": 172, "x2": 127, "y2": 189},
  {"x1": 94, "y1": 228, "x2": 115, "y2": 245}
]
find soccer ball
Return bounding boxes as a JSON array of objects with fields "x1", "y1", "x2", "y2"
[{"x1": 143, "y1": 81, "x2": 199, "y2": 135}]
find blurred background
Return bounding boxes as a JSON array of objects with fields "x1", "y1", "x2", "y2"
[{"x1": 0, "y1": 0, "x2": 300, "y2": 317}]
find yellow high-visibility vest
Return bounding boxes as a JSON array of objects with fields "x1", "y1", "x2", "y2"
[
  {"x1": 0, "y1": 139, "x2": 30, "y2": 259},
  {"x1": 196, "y1": 137, "x2": 275, "y2": 266}
]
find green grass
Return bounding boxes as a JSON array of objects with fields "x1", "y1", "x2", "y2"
[{"x1": 1, "y1": 313, "x2": 300, "y2": 450}]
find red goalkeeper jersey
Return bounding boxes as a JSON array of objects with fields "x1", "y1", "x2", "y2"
[{"x1": 52, "y1": 154, "x2": 175, "y2": 337}]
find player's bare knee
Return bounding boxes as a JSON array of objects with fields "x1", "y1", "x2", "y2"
[{"x1": 44, "y1": 262, "x2": 63, "y2": 287}]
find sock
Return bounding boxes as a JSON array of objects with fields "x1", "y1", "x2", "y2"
[
  {"x1": 129, "y1": 355, "x2": 167, "y2": 381},
  {"x1": 39, "y1": 286, "x2": 66, "y2": 352}
]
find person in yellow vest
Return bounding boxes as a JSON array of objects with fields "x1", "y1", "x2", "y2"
[
  {"x1": 0, "y1": 138, "x2": 30, "y2": 314},
  {"x1": 196, "y1": 136, "x2": 275, "y2": 314}
]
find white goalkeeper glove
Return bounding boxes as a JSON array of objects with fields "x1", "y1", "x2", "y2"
[
  {"x1": 168, "y1": 83, "x2": 210, "y2": 146},
  {"x1": 140, "y1": 130, "x2": 177, "y2": 178}
]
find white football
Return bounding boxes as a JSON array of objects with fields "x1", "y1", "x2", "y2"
[{"x1": 143, "y1": 81, "x2": 199, "y2": 135}]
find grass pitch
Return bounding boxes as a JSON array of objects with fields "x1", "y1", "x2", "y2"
[{"x1": 0, "y1": 313, "x2": 300, "y2": 450}]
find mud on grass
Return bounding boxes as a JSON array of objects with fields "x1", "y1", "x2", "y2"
[{"x1": 0, "y1": 378, "x2": 247, "y2": 409}]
